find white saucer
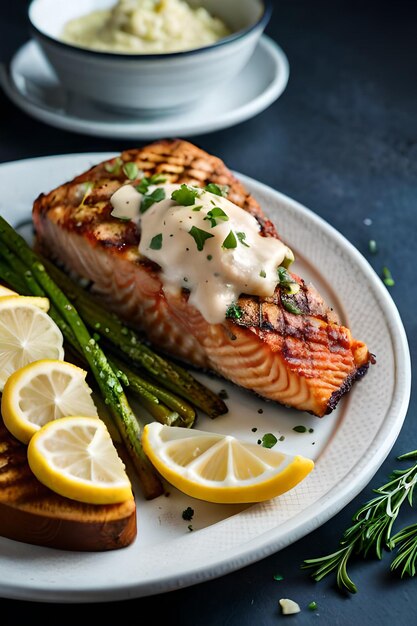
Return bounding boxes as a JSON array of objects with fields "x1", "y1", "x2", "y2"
[{"x1": 0, "y1": 36, "x2": 289, "y2": 140}]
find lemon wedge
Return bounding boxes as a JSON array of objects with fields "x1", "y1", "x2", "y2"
[
  {"x1": 141, "y1": 423, "x2": 314, "y2": 504},
  {"x1": 27, "y1": 416, "x2": 133, "y2": 504},
  {"x1": 1, "y1": 359, "x2": 99, "y2": 444},
  {"x1": 0, "y1": 297, "x2": 64, "y2": 391}
]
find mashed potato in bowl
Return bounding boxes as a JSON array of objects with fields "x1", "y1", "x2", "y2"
[{"x1": 61, "y1": 0, "x2": 231, "y2": 54}]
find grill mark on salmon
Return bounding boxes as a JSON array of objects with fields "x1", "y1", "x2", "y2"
[{"x1": 32, "y1": 139, "x2": 374, "y2": 417}]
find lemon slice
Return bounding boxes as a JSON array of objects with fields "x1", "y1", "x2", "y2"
[
  {"x1": 141, "y1": 423, "x2": 314, "y2": 504},
  {"x1": 0, "y1": 298, "x2": 63, "y2": 391},
  {"x1": 1, "y1": 359, "x2": 99, "y2": 444},
  {"x1": 27, "y1": 416, "x2": 133, "y2": 504}
]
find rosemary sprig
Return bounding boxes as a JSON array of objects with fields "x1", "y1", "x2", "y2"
[
  {"x1": 389, "y1": 522, "x2": 417, "y2": 577},
  {"x1": 301, "y1": 450, "x2": 417, "y2": 593}
]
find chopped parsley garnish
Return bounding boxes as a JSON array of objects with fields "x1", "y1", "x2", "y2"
[
  {"x1": 188, "y1": 226, "x2": 214, "y2": 251},
  {"x1": 236, "y1": 231, "x2": 250, "y2": 247},
  {"x1": 273, "y1": 573, "x2": 284, "y2": 581},
  {"x1": 308, "y1": 601, "x2": 317, "y2": 611},
  {"x1": 368, "y1": 239, "x2": 377, "y2": 254},
  {"x1": 122, "y1": 162, "x2": 140, "y2": 180},
  {"x1": 262, "y1": 433, "x2": 278, "y2": 448},
  {"x1": 188, "y1": 524, "x2": 193, "y2": 532},
  {"x1": 279, "y1": 435, "x2": 285, "y2": 441},
  {"x1": 192, "y1": 205, "x2": 203, "y2": 211},
  {"x1": 204, "y1": 207, "x2": 229, "y2": 227},
  {"x1": 259, "y1": 269, "x2": 266, "y2": 278},
  {"x1": 225, "y1": 303, "x2": 243, "y2": 320},
  {"x1": 182, "y1": 506, "x2": 194, "y2": 521},
  {"x1": 277, "y1": 265, "x2": 292, "y2": 284},
  {"x1": 135, "y1": 173, "x2": 167, "y2": 194},
  {"x1": 150, "y1": 173, "x2": 168, "y2": 185},
  {"x1": 79, "y1": 181, "x2": 94, "y2": 207},
  {"x1": 104, "y1": 157, "x2": 123, "y2": 175},
  {"x1": 204, "y1": 183, "x2": 229, "y2": 197},
  {"x1": 207, "y1": 254, "x2": 213, "y2": 261},
  {"x1": 135, "y1": 178, "x2": 149, "y2": 192},
  {"x1": 281, "y1": 294, "x2": 302, "y2": 315},
  {"x1": 149, "y1": 233, "x2": 163, "y2": 250},
  {"x1": 140, "y1": 187, "x2": 166, "y2": 213},
  {"x1": 293, "y1": 425, "x2": 307, "y2": 433},
  {"x1": 222, "y1": 230, "x2": 237, "y2": 249},
  {"x1": 171, "y1": 184, "x2": 200, "y2": 206},
  {"x1": 382, "y1": 266, "x2": 395, "y2": 287},
  {"x1": 277, "y1": 265, "x2": 300, "y2": 294}
]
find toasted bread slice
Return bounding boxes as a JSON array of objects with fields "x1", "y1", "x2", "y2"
[{"x1": 0, "y1": 417, "x2": 136, "y2": 551}]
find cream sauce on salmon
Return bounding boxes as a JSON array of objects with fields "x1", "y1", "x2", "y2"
[{"x1": 110, "y1": 182, "x2": 294, "y2": 324}]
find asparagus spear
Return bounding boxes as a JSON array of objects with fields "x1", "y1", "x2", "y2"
[
  {"x1": 40, "y1": 256, "x2": 228, "y2": 418},
  {"x1": 109, "y1": 355, "x2": 195, "y2": 428},
  {"x1": 0, "y1": 261, "x2": 27, "y2": 294},
  {"x1": 0, "y1": 217, "x2": 163, "y2": 500}
]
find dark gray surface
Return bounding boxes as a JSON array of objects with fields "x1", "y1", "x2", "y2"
[{"x1": 0, "y1": 1, "x2": 416, "y2": 624}]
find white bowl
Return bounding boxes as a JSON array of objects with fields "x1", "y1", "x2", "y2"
[{"x1": 28, "y1": 0, "x2": 272, "y2": 114}]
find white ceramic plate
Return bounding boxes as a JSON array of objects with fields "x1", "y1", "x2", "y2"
[
  {"x1": 0, "y1": 35, "x2": 289, "y2": 139},
  {"x1": 0, "y1": 153, "x2": 411, "y2": 603}
]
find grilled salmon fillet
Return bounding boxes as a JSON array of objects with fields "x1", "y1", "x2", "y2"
[
  {"x1": 32, "y1": 139, "x2": 373, "y2": 418},
  {"x1": 0, "y1": 417, "x2": 136, "y2": 551}
]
